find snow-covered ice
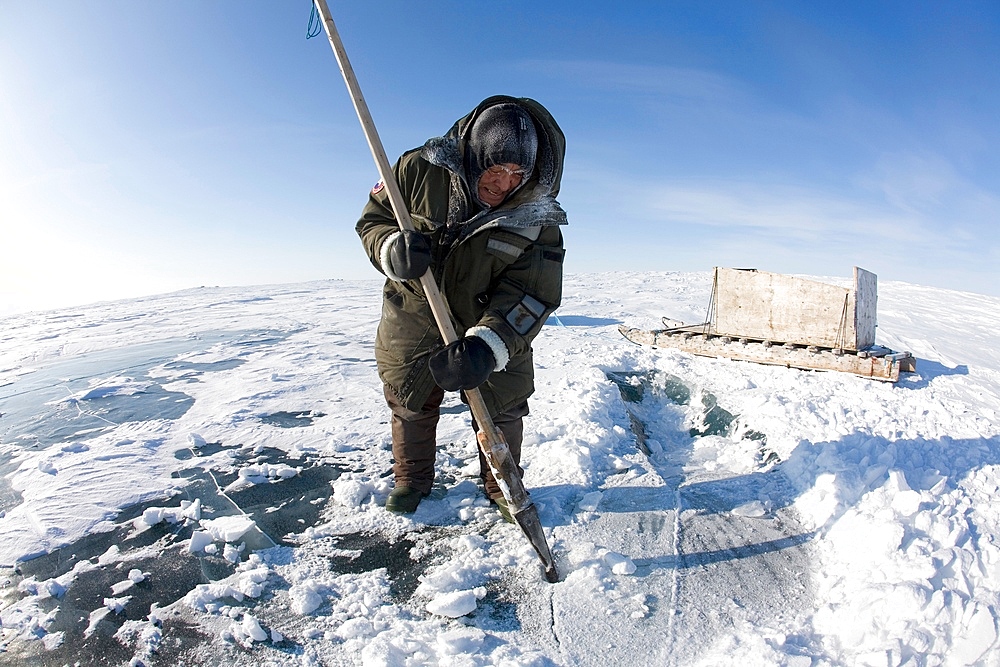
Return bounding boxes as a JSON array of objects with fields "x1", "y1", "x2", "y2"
[{"x1": 0, "y1": 271, "x2": 999, "y2": 666}]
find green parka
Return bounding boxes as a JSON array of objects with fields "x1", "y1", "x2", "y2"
[{"x1": 356, "y1": 95, "x2": 567, "y2": 416}]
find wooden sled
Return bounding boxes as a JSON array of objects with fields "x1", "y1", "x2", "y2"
[{"x1": 620, "y1": 267, "x2": 916, "y2": 383}]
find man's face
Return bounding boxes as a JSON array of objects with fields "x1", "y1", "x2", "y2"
[{"x1": 477, "y1": 163, "x2": 525, "y2": 207}]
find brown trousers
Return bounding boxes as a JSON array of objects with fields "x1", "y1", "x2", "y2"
[{"x1": 384, "y1": 384, "x2": 528, "y2": 498}]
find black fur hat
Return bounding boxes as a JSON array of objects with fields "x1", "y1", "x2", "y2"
[{"x1": 465, "y1": 103, "x2": 538, "y2": 206}]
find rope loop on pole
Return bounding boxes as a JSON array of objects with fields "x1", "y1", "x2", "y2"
[{"x1": 306, "y1": 4, "x2": 323, "y2": 39}]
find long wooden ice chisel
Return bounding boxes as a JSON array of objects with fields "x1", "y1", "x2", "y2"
[{"x1": 312, "y1": 0, "x2": 559, "y2": 583}]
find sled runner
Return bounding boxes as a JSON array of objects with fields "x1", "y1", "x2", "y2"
[{"x1": 620, "y1": 267, "x2": 916, "y2": 383}]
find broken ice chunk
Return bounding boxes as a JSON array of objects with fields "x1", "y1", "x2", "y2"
[
  {"x1": 603, "y1": 551, "x2": 637, "y2": 575},
  {"x1": 732, "y1": 500, "x2": 768, "y2": 518},
  {"x1": 426, "y1": 588, "x2": 487, "y2": 618},
  {"x1": 189, "y1": 531, "x2": 214, "y2": 553},
  {"x1": 200, "y1": 516, "x2": 256, "y2": 543},
  {"x1": 578, "y1": 491, "x2": 603, "y2": 513},
  {"x1": 104, "y1": 596, "x2": 131, "y2": 613}
]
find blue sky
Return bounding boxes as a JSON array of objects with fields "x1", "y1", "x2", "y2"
[{"x1": 2, "y1": 1, "x2": 999, "y2": 315}]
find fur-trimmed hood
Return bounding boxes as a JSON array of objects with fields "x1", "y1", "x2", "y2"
[{"x1": 419, "y1": 96, "x2": 567, "y2": 230}]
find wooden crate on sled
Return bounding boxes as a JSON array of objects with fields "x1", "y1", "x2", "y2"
[{"x1": 619, "y1": 267, "x2": 916, "y2": 382}]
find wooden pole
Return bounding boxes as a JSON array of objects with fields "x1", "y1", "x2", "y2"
[{"x1": 312, "y1": 0, "x2": 558, "y2": 582}]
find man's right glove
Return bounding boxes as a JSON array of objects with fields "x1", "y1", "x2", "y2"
[
  {"x1": 428, "y1": 336, "x2": 496, "y2": 391},
  {"x1": 384, "y1": 230, "x2": 432, "y2": 280}
]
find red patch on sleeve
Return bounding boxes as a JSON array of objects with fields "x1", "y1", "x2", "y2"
[{"x1": 371, "y1": 179, "x2": 385, "y2": 195}]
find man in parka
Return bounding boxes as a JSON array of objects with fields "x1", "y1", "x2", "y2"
[{"x1": 356, "y1": 95, "x2": 567, "y2": 519}]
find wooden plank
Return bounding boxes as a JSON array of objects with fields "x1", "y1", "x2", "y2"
[
  {"x1": 854, "y1": 267, "x2": 878, "y2": 350},
  {"x1": 619, "y1": 325, "x2": 915, "y2": 382}
]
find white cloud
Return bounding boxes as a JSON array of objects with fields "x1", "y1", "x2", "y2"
[
  {"x1": 646, "y1": 181, "x2": 918, "y2": 240},
  {"x1": 524, "y1": 59, "x2": 746, "y2": 103},
  {"x1": 859, "y1": 151, "x2": 1000, "y2": 237},
  {"x1": 559, "y1": 158, "x2": 999, "y2": 295}
]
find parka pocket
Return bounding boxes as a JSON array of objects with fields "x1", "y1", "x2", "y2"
[
  {"x1": 526, "y1": 244, "x2": 565, "y2": 295},
  {"x1": 485, "y1": 231, "x2": 533, "y2": 270}
]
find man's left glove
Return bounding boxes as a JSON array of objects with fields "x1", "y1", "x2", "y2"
[{"x1": 428, "y1": 336, "x2": 496, "y2": 391}]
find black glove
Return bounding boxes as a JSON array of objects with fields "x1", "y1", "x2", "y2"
[
  {"x1": 386, "y1": 230, "x2": 431, "y2": 280},
  {"x1": 428, "y1": 336, "x2": 496, "y2": 391}
]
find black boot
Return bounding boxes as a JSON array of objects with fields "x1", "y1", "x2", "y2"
[{"x1": 386, "y1": 486, "x2": 428, "y2": 513}]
